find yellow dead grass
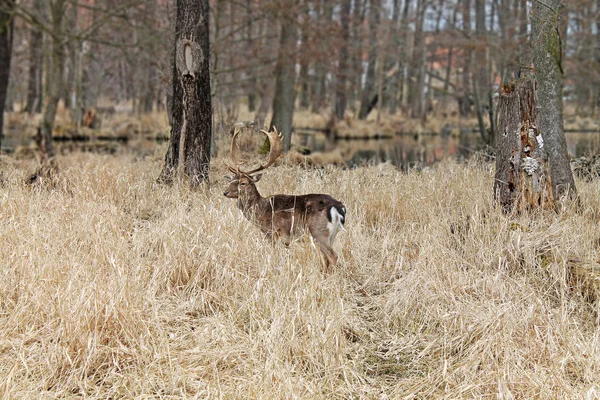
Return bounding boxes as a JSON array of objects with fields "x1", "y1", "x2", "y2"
[{"x1": 1, "y1": 150, "x2": 600, "y2": 398}]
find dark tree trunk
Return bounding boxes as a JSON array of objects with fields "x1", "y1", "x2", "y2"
[
  {"x1": 532, "y1": 0, "x2": 576, "y2": 200},
  {"x1": 82, "y1": 0, "x2": 100, "y2": 109},
  {"x1": 494, "y1": 79, "x2": 553, "y2": 212},
  {"x1": 246, "y1": 0, "x2": 256, "y2": 112},
  {"x1": 269, "y1": 3, "x2": 297, "y2": 152},
  {"x1": 140, "y1": 0, "x2": 157, "y2": 114},
  {"x1": 39, "y1": 0, "x2": 67, "y2": 162},
  {"x1": 358, "y1": 0, "x2": 380, "y2": 120},
  {"x1": 396, "y1": 0, "x2": 411, "y2": 110},
  {"x1": 161, "y1": 0, "x2": 212, "y2": 187},
  {"x1": 474, "y1": 0, "x2": 490, "y2": 144},
  {"x1": 458, "y1": 0, "x2": 472, "y2": 116},
  {"x1": 408, "y1": 0, "x2": 427, "y2": 119},
  {"x1": 0, "y1": 0, "x2": 14, "y2": 153},
  {"x1": 25, "y1": 0, "x2": 43, "y2": 114},
  {"x1": 311, "y1": 0, "x2": 332, "y2": 113},
  {"x1": 334, "y1": 0, "x2": 351, "y2": 121},
  {"x1": 63, "y1": 3, "x2": 78, "y2": 111},
  {"x1": 298, "y1": 26, "x2": 310, "y2": 110},
  {"x1": 350, "y1": 0, "x2": 365, "y2": 113},
  {"x1": 387, "y1": 0, "x2": 401, "y2": 114}
]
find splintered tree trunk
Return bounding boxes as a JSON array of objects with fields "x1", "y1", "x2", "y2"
[
  {"x1": 0, "y1": 0, "x2": 14, "y2": 153},
  {"x1": 532, "y1": 0, "x2": 576, "y2": 200},
  {"x1": 161, "y1": 0, "x2": 212, "y2": 187},
  {"x1": 494, "y1": 79, "x2": 554, "y2": 212}
]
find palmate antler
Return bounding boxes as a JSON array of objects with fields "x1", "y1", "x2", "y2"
[{"x1": 226, "y1": 126, "x2": 283, "y2": 176}]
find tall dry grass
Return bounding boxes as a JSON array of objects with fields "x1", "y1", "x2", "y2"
[{"x1": 1, "y1": 150, "x2": 600, "y2": 398}]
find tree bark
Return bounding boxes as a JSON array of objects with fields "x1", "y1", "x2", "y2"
[
  {"x1": 63, "y1": 3, "x2": 78, "y2": 111},
  {"x1": 358, "y1": 0, "x2": 380, "y2": 120},
  {"x1": 310, "y1": 0, "x2": 332, "y2": 114},
  {"x1": 0, "y1": 0, "x2": 14, "y2": 154},
  {"x1": 161, "y1": 0, "x2": 212, "y2": 187},
  {"x1": 140, "y1": 0, "x2": 157, "y2": 114},
  {"x1": 408, "y1": 0, "x2": 427, "y2": 119},
  {"x1": 334, "y1": 0, "x2": 351, "y2": 121},
  {"x1": 25, "y1": 0, "x2": 43, "y2": 114},
  {"x1": 39, "y1": 0, "x2": 67, "y2": 162},
  {"x1": 474, "y1": 0, "x2": 490, "y2": 144},
  {"x1": 532, "y1": 0, "x2": 576, "y2": 200},
  {"x1": 458, "y1": 0, "x2": 472, "y2": 116},
  {"x1": 82, "y1": 0, "x2": 100, "y2": 110},
  {"x1": 269, "y1": 2, "x2": 297, "y2": 152},
  {"x1": 494, "y1": 79, "x2": 553, "y2": 212},
  {"x1": 350, "y1": 0, "x2": 365, "y2": 113},
  {"x1": 245, "y1": 0, "x2": 257, "y2": 112},
  {"x1": 298, "y1": 24, "x2": 310, "y2": 110},
  {"x1": 396, "y1": 0, "x2": 411, "y2": 110},
  {"x1": 387, "y1": 0, "x2": 401, "y2": 114}
]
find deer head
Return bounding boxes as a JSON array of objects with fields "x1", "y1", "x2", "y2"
[{"x1": 223, "y1": 127, "x2": 283, "y2": 199}]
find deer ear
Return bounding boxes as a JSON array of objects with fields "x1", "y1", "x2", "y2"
[
  {"x1": 224, "y1": 174, "x2": 234, "y2": 181},
  {"x1": 252, "y1": 174, "x2": 262, "y2": 182}
]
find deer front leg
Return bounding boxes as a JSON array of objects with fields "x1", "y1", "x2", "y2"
[{"x1": 310, "y1": 232, "x2": 338, "y2": 273}]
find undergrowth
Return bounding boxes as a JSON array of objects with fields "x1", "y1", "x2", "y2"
[{"x1": 1, "y1": 150, "x2": 599, "y2": 398}]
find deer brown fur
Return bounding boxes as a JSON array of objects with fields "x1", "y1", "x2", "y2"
[{"x1": 223, "y1": 127, "x2": 346, "y2": 272}]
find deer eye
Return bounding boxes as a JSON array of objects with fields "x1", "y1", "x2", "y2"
[{"x1": 239, "y1": 181, "x2": 247, "y2": 186}]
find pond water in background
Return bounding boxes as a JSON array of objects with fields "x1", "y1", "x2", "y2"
[
  {"x1": 3, "y1": 127, "x2": 600, "y2": 168},
  {"x1": 322, "y1": 131, "x2": 600, "y2": 169}
]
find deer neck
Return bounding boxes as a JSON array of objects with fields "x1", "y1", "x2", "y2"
[{"x1": 237, "y1": 184, "x2": 268, "y2": 221}]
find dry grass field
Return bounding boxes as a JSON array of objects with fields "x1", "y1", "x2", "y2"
[{"x1": 1, "y1": 146, "x2": 600, "y2": 398}]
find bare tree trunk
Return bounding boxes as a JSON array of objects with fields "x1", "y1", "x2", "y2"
[
  {"x1": 246, "y1": 0, "x2": 257, "y2": 112},
  {"x1": 0, "y1": 0, "x2": 13, "y2": 154},
  {"x1": 350, "y1": 0, "x2": 365, "y2": 113},
  {"x1": 458, "y1": 0, "x2": 472, "y2": 116},
  {"x1": 311, "y1": 0, "x2": 332, "y2": 113},
  {"x1": 298, "y1": 25, "x2": 310, "y2": 110},
  {"x1": 161, "y1": 0, "x2": 212, "y2": 187},
  {"x1": 269, "y1": 2, "x2": 297, "y2": 152},
  {"x1": 387, "y1": 0, "x2": 401, "y2": 114},
  {"x1": 140, "y1": 0, "x2": 157, "y2": 114},
  {"x1": 39, "y1": 0, "x2": 67, "y2": 162},
  {"x1": 334, "y1": 0, "x2": 351, "y2": 121},
  {"x1": 0, "y1": 0, "x2": 13, "y2": 135},
  {"x1": 408, "y1": 0, "x2": 426, "y2": 119},
  {"x1": 397, "y1": 0, "x2": 410, "y2": 110},
  {"x1": 82, "y1": 0, "x2": 100, "y2": 109},
  {"x1": 494, "y1": 79, "x2": 553, "y2": 212},
  {"x1": 532, "y1": 0, "x2": 576, "y2": 200},
  {"x1": 25, "y1": 0, "x2": 43, "y2": 114},
  {"x1": 473, "y1": 0, "x2": 490, "y2": 143},
  {"x1": 358, "y1": 0, "x2": 380, "y2": 120},
  {"x1": 63, "y1": 3, "x2": 78, "y2": 111}
]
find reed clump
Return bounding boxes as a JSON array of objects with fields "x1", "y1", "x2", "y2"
[{"x1": 1, "y1": 151, "x2": 600, "y2": 398}]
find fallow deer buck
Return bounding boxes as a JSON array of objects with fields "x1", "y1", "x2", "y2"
[{"x1": 223, "y1": 127, "x2": 346, "y2": 272}]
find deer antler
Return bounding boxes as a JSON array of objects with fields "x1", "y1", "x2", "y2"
[
  {"x1": 225, "y1": 126, "x2": 283, "y2": 175},
  {"x1": 224, "y1": 127, "x2": 246, "y2": 174},
  {"x1": 243, "y1": 127, "x2": 283, "y2": 175}
]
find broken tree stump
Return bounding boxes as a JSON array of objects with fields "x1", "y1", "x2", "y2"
[{"x1": 494, "y1": 78, "x2": 554, "y2": 212}]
